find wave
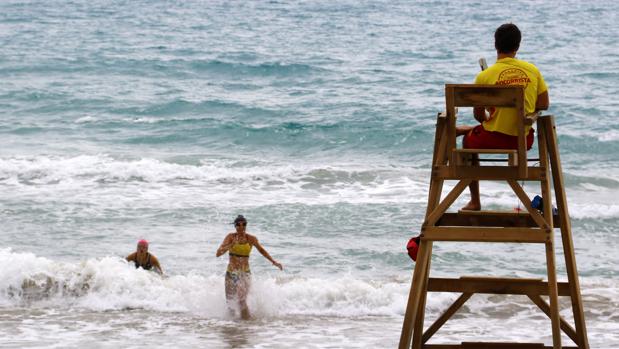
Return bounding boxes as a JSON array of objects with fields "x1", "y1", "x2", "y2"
[
  {"x1": 0, "y1": 57, "x2": 323, "y2": 81},
  {"x1": 0, "y1": 154, "x2": 429, "y2": 206},
  {"x1": 0, "y1": 248, "x2": 407, "y2": 317},
  {"x1": 108, "y1": 98, "x2": 285, "y2": 119},
  {"x1": 189, "y1": 59, "x2": 322, "y2": 77},
  {"x1": 3, "y1": 154, "x2": 619, "y2": 212},
  {"x1": 1, "y1": 248, "x2": 616, "y2": 323}
]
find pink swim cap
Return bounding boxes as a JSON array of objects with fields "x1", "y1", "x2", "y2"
[{"x1": 137, "y1": 239, "x2": 149, "y2": 246}]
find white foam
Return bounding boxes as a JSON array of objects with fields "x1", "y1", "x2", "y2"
[
  {"x1": 563, "y1": 127, "x2": 619, "y2": 142},
  {"x1": 0, "y1": 154, "x2": 430, "y2": 207},
  {"x1": 74, "y1": 115, "x2": 98, "y2": 123},
  {"x1": 1, "y1": 248, "x2": 618, "y2": 348},
  {"x1": 0, "y1": 249, "x2": 463, "y2": 318}
]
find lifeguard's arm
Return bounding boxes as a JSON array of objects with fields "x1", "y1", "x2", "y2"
[
  {"x1": 249, "y1": 235, "x2": 283, "y2": 270},
  {"x1": 473, "y1": 107, "x2": 487, "y2": 123},
  {"x1": 126, "y1": 252, "x2": 136, "y2": 262},
  {"x1": 473, "y1": 67, "x2": 488, "y2": 123},
  {"x1": 150, "y1": 255, "x2": 163, "y2": 275},
  {"x1": 536, "y1": 91, "x2": 549, "y2": 111},
  {"x1": 216, "y1": 234, "x2": 235, "y2": 257}
]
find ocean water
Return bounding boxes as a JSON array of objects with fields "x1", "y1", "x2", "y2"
[{"x1": 0, "y1": 0, "x2": 618, "y2": 348}]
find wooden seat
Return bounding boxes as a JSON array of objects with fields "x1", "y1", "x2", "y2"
[
  {"x1": 445, "y1": 84, "x2": 531, "y2": 178},
  {"x1": 399, "y1": 85, "x2": 590, "y2": 349}
]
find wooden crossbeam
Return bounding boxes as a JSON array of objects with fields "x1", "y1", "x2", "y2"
[
  {"x1": 528, "y1": 295, "x2": 579, "y2": 344},
  {"x1": 422, "y1": 293, "x2": 472, "y2": 343},
  {"x1": 423, "y1": 226, "x2": 548, "y2": 243},
  {"x1": 507, "y1": 180, "x2": 550, "y2": 231},
  {"x1": 433, "y1": 165, "x2": 544, "y2": 180},
  {"x1": 424, "y1": 179, "x2": 472, "y2": 227},
  {"x1": 423, "y1": 344, "x2": 578, "y2": 349},
  {"x1": 437, "y1": 211, "x2": 562, "y2": 229},
  {"x1": 427, "y1": 277, "x2": 571, "y2": 296}
]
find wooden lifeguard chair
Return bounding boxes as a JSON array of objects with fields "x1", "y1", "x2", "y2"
[{"x1": 399, "y1": 84, "x2": 589, "y2": 349}]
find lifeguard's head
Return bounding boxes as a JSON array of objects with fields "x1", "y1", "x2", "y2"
[{"x1": 495, "y1": 23, "x2": 521, "y2": 54}]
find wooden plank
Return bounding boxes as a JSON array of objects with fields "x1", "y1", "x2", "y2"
[
  {"x1": 446, "y1": 84, "x2": 523, "y2": 107},
  {"x1": 427, "y1": 277, "x2": 571, "y2": 296},
  {"x1": 422, "y1": 344, "x2": 578, "y2": 349},
  {"x1": 423, "y1": 226, "x2": 548, "y2": 243},
  {"x1": 399, "y1": 240, "x2": 432, "y2": 349},
  {"x1": 536, "y1": 119, "x2": 554, "y2": 232},
  {"x1": 455, "y1": 149, "x2": 518, "y2": 154},
  {"x1": 544, "y1": 238, "x2": 562, "y2": 349},
  {"x1": 433, "y1": 165, "x2": 544, "y2": 180},
  {"x1": 543, "y1": 116, "x2": 590, "y2": 349},
  {"x1": 425, "y1": 179, "x2": 471, "y2": 227},
  {"x1": 422, "y1": 293, "x2": 473, "y2": 344},
  {"x1": 517, "y1": 97, "x2": 527, "y2": 178},
  {"x1": 445, "y1": 86, "x2": 457, "y2": 177},
  {"x1": 456, "y1": 210, "x2": 540, "y2": 217},
  {"x1": 437, "y1": 212, "x2": 562, "y2": 229},
  {"x1": 527, "y1": 295, "x2": 579, "y2": 345},
  {"x1": 432, "y1": 114, "x2": 448, "y2": 167},
  {"x1": 413, "y1": 243, "x2": 434, "y2": 349}
]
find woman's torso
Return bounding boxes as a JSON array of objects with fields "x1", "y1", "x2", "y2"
[
  {"x1": 227, "y1": 233, "x2": 253, "y2": 272},
  {"x1": 134, "y1": 252, "x2": 152, "y2": 270}
]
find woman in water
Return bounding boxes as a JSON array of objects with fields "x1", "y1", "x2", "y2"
[
  {"x1": 216, "y1": 215, "x2": 283, "y2": 319},
  {"x1": 126, "y1": 239, "x2": 163, "y2": 275}
]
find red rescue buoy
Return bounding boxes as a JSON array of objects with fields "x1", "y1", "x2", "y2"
[{"x1": 407, "y1": 235, "x2": 421, "y2": 261}]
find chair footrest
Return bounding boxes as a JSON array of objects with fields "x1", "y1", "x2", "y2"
[
  {"x1": 423, "y1": 226, "x2": 548, "y2": 243},
  {"x1": 427, "y1": 277, "x2": 570, "y2": 296},
  {"x1": 454, "y1": 149, "x2": 518, "y2": 166},
  {"x1": 423, "y1": 343, "x2": 577, "y2": 349},
  {"x1": 455, "y1": 149, "x2": 517, "y2": 154},
  {"x1": 437, "y1": 211, "x2": 561, "y2": 229}
]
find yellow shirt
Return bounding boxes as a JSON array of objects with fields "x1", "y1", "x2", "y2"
[{"x1": 475, "y1": 57, "x2": 548, "y2": 136}]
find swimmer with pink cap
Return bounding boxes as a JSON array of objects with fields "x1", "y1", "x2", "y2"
[{"x1": 126, "y1": 239, "x2": 163, "y2": 274}]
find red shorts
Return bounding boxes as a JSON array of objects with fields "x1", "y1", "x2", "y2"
[{"x1": 463, "y1": 125, "x2": 534, "y2": 150}]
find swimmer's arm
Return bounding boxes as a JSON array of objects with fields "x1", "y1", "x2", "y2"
[
  {"x1": 126, "y1": 252, "x2": 137, "y2": 262},
  {"x1": 536, "y1": 91, "x2": 549, "y2": 111},
  {"x1": 250, "y1": 236, "x2": 283, "y2": 270},
  {"x1": 216, "y1": 234, "x2": 234, "y2": 257},
  {"x1": 150, "y1": 255, "x2": 163, "y2": 275}
]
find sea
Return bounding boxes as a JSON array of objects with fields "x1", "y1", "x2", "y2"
[{"x1": 0, "y1": 0, "x2": 617, "y2": 348}]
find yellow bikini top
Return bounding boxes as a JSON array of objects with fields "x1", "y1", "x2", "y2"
[{"x1": 229, "y1": 242, "x2": 252, "y2": 258}]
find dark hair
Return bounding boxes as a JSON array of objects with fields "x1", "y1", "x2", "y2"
[
  {"x1": 233, "y1": 215, "x2": 247, "y2": 225},
  {"x1": 494, "y1": 23, "x2": 521, "y2": 54}
]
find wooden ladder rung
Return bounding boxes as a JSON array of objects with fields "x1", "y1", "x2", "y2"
[
  {"x1": 454, "y1": 149, "x2": 518, "y2": 166},
  {"x1": 427, "y1": 277, "x2": 571, "y2": 296},
  {"x1": 455, "y1": 149, "x2": 517, "y2": 154},
  {"x1": 457, "y1": 210, "x2": 532, "y2": 216},
  {"x1": 436, "y1": 211, "x2": 561, "y2": 229},
  {"x1": 423, "y1": 226, "x2": 548, "y2": 243},
  {"x1": 433, "y1": 165, "x2": 544, "y2": 180},
  {"x1": 423, "y1": 343, "x2": 578, "y2": 349}
]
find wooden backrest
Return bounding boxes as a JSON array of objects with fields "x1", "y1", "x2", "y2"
[{"x1": 445, "y1": 84, "x2": 528, "y2": 178}]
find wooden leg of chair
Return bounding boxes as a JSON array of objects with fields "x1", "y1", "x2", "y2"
[
  {"x1": 425, "y1": 179, "x2": 444, "y2": 218},
  {"x1": 399, "y1": 240, "x2": 431, "y2": 349},
  {"x1": 545, "y1": 235, "x2": 562, "y2": 349},
  {"x1": 544, "y1": 116, "x2": 589, "y2": 348},
  {"x1": 412, "y1": 242, "x2": 433, "y2": 349}
]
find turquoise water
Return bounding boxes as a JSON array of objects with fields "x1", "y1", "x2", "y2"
[{"x1": 1, "y1": 1, "x2": 618, "y2": 348}]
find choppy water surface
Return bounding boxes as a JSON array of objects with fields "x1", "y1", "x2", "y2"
[{"x1": 1, "y1": 0, "x2": 618, "y2": 348}]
